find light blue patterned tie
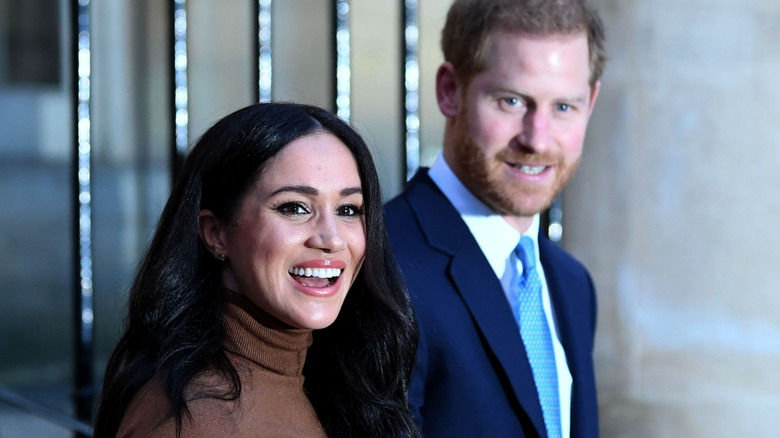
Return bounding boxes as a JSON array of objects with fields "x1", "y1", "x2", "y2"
[{"x1": 515, "y1": 236, "x2": 561, "y2": 438}]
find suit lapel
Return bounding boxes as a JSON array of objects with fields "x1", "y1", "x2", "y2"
[
  {"x1": 405, "y1": 171, "x2": 547, "y2": 437},
  {"x1": 539, "y1": 236, "x2": 586, "y2": 381}
]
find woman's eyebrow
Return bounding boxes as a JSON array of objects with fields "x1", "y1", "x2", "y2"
[
  {"x1": 270, "y1": 185, "x2": 362, "y2": 197},
  {"x1": 341, "y1": 187, "x2": 362, "y2": 196},
  {"x1": 271, "y1": 185, "x2": 317, "y2": 196}
]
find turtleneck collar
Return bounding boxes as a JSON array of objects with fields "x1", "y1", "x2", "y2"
[{"x1": 221, "y1": 290, "x2": 313, "y2": 377}]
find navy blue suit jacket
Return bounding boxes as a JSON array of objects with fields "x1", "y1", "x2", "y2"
[{"x1": 385, "y1": 169, "x2": 599, "y2": 438}]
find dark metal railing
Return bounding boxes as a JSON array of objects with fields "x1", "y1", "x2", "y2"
[
  {"x1": 402, "y1": 0, "x2": 420, "y2": 180},
  {"x1": 169, "y1": 0, "x2": 189, "y2": 183},
  {"x1": 332, "y1": 0, "x2": 351, "y2": 120},
  {"x1": 70, "y1": 0, "x2": 96, "y2": 434},
  {"x1": 255, "y1": 0, "x2": 273, "y2": 103}
]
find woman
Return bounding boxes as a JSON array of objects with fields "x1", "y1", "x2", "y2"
[{"x1": 94, "y1": 102, "x2": 420, "y2": 438}]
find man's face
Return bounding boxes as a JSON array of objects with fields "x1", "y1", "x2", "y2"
[{"x1": 443, "y1": 31, "x2": 599, "y2": 231}]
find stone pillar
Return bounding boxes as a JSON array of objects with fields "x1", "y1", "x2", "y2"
[{"x1": 566, "y1": 1, "x2": 780, "y2": 436}]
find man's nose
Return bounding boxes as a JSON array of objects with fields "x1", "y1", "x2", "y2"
[{"x1": 517, "y1": 109, "x2": 552, "y2": 153}]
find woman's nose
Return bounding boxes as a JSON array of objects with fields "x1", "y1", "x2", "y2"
[{"x1": 307, "y1": 213, "x2": 347, "y2": 252}]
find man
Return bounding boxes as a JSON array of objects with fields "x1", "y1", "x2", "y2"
[{"x1": 385, "y1": 0, "x2": 606, "y2": 437}]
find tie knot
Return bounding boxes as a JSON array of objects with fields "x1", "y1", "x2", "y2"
[{"x1": 515, "y1": 235, "x2": 536, "y2": 272}]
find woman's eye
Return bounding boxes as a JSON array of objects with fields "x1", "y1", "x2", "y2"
[
  {"x1": 337, "y1": 204, "x2": 363, "y2": 217},
  {"x1": 276, "y1": 202, "x2": 309, "y2": 216}
]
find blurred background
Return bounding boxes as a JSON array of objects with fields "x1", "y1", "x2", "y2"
[{"x1": 1, "y1": 0, "x2": 778, "y2": 436}]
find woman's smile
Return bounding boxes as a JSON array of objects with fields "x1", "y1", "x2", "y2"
[{"x1": 288, "y1": 259, "x2": 347, "y2": 293}]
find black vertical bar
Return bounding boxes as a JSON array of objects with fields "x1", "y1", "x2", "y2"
[
  {"x1": 332, "y1": 0, "x2": 350, "y2": 120},
  {"x1": 401, "y1": 0, "x2": 420, "y2": 181},
  {"x1": 256, "y1": 0, "x2": 273, "y2": 103},
  {"x1": 543, "y1": 195, "x2": 563, "y2": 243},
  {"x1": 252, "y1": 0, "x2": 259, "y2": 103},
  {"x1": 70, "y1": 0, "x2": 95, "y2": 433},
  {"x1": 169, "y1": 0, "x2": 188, "y2": 183}
]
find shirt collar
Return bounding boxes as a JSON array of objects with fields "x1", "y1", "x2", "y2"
[{"x1": 428, "y1": 153, "x2": 540, "y2": 279}]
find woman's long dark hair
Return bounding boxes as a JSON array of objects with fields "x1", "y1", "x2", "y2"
[{"x1": 93, "y1": 102, "x2": 419, "y2": 438}]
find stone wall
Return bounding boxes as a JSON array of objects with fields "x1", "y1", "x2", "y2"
[{"x1": 566, "y1": 1, "x2": 780, "y2": 436}]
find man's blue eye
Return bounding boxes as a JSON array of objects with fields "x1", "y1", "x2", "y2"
[{"x1": 557, "y1": 103, "x2": 570, "y2": 112}]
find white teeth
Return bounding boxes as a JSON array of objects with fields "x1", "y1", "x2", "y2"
[
  {"x1": 519, "y1": 165, "x2": 545, "y2": 175},
  {"x1": 288, "y1": 267, "x2": 342, "y2": 278}
]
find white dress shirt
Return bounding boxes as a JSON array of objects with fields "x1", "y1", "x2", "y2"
[{"x1": 428, "y1": 153, "x2": 572, "y2": 438}]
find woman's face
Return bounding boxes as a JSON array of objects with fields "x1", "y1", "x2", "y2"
[{"x1": 218, "y1": 132, "x2": 366, "y2": 329}]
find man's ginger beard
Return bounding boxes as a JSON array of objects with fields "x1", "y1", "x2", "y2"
[{"x1": 449, "y1": 105, "x2": 581, "y2": 218}]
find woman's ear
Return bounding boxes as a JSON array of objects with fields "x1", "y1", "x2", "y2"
[{"x1": 199, "y1": 210, "x2": 229, "y2": 260}]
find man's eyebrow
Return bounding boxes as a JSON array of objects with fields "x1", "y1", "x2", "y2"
[{"x1": 563, "y1": 95, "x2": 589, "y2": 104}]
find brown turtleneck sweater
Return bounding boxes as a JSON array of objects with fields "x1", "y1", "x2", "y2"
[{"x1": 116, "y1": 291, "x2": 328, "y2": 437}]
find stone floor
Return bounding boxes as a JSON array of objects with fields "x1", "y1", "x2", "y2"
[{"x1": 0, "y1": 382, "x2": 89, "y2": 438}]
